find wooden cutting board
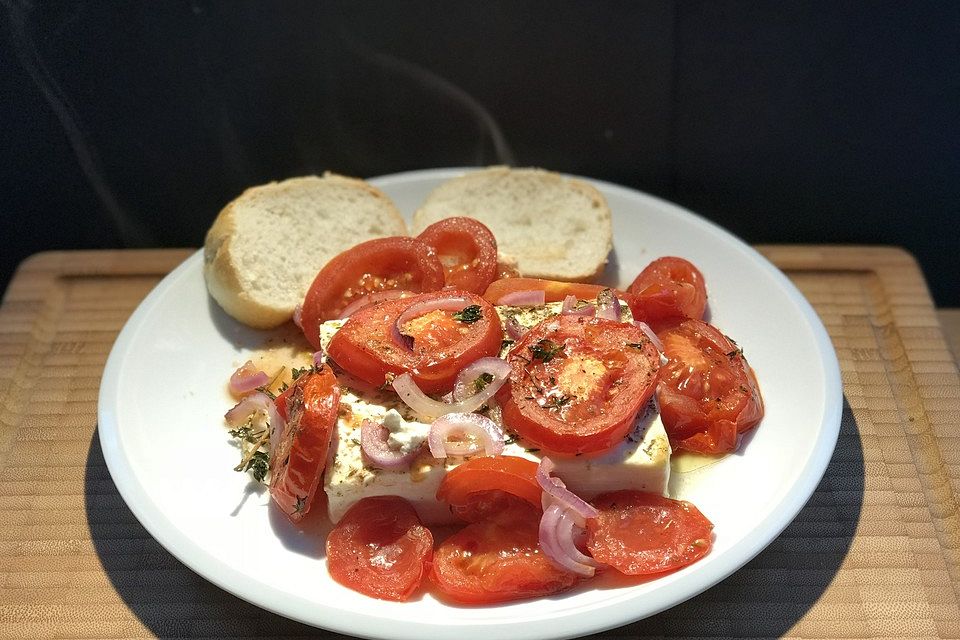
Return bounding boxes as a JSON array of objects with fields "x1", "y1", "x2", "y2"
[{"x1": 0, "y1": 247, "x2": 958, "y2": 639}]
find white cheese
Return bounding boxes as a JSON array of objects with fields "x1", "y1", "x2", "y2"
[{"x1": 319, "y1": 299, "x2": 666, "y2": 526}]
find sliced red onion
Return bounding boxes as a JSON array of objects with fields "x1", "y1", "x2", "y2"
[
  {"x1": 392, "y1": 372, "x2": 505, "y2": 419},
  {"x1": 498, "y1": 290, "x2": 546, "y2": 306},
  {"x1": 486, "y1": 397, "x2": 504, "y2": 427},
  {"x1": 292, "y1": 304, "x2": 303, "y2": 329},
  {"x1": 428, "y1": 413, "x2": 504, "y2": 459},
  {"x1": 505, "y1": 315, "x2": 527, "y2": 340},
  {"x1": 633, "y1": 320, "x2": 665, "y2": 353},
  {"x1": 224, "y1": 391, "x2": 285, "y2": 452},
  {"x1": 312, "y1": 349, "x2": 325, "y2": 368},
  {"x1": 338, "y1": 289, "x2": 412, "y2": 319},
  {"x1": 594, "y1": 289, "x2": 622, "y2": 321},
  {"x1": 229, "y1": 361, "x2": 270, "y2": 395},
  {"x1": 537, "y1": 457, "x2": 599, "y2": 527},
  {"x1": 360, "y1": 419, "x2": 423, "y2": 469},
  {"x1": 561, "y1": 295, "x2": 596, "y2": 317},
  {"x1": 539, "y1": 503, "x2": 603, "y2": 577},
  {"x1": 452, "y1": 357, "x2": 511, "y2": 402}
]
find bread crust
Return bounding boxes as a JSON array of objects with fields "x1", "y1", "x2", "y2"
[{"x1": 203, "y1": 174, "x2": 407, "y2": 328}]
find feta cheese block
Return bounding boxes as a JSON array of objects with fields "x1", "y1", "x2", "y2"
[{"x1": 318, "y1": 297, "x2": 668, "y2": 526}]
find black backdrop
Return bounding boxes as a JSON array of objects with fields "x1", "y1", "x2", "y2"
[{"x1": 2, "y1": 1, "x2": 957, "y2": 305}]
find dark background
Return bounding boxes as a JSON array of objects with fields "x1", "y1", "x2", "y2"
[{"x1": 2, "y1": 1, "x2": 957, "y2": 305}]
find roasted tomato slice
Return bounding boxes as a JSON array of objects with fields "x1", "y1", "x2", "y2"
[
  {"x1": 270, "y1": 367, "x2": 340, "y2": 521},
  {"x1": 586, "y1": 490, "x2": 713, "y2": 576},
  {"x1": 417, "y1": 217, "x2": 499, "y2": 294},
  {"x1": 626, "y1": 257, "x2": 707, "y2": 332},
  {"x1": 497, "y1": 315, "x2": 660, "y2": 455},
  {"x1": 326, "y1": 496, "x2": 434, "y2": 601},
  {"x1": 483, "y1": 277, "x2": 614, "y2": 304},
  {"x1": 300, "y1": 237, "x2": 445, "y2": 348},
  {"x1": 656, "y1": 319, "x2": 764, "y2": 454},
  {"x1": 327, "y1": 290, "x2": 503, "y2": 394},
  {"x1": 430, "y1": 501, "x2": 577, "y2": 604},
  {"x1": 436, "y1": 456, "x2": 542, "y2": 521}
]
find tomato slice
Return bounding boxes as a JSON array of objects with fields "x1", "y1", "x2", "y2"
[
  {"x1": 497, "y1": 315, "x2": 660, "y2": 454},
  {"x1": 326, "y1": 496, "x2": 434, "y2": 601},
  {"x1": 586, "y1": 490, "x2": 713, "y2": 576},
  {"x1": 300, "y1": 237, "x2": 445, "y2": 348},
  {"x1": 270, "y1": 367, "x2": 340, "y2": 521},
  {"x1": 436, "y1": 456, "x2": 542, "y2": 520},
  {"x1": 430, "y1": 502, "x2": 577, "y2": 603},
  {"x1": 656, "y1": 319, "x2": 764, "y2": 454},
  {"x1": 626, "y1": 257, "x2": 707, "y2": 332},
  {"x1": 417, "y1": 217, "x2": 499, "y2": 294},
  {"x1": 326, "y1": 290, "x2": 503, "y2": 393},
  {"x1": 483, "y1": 277, "x2": 615, "y2": 304}
]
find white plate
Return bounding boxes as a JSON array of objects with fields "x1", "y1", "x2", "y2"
[{"x1": 98, "y1": 168, "x2": 842, "y2": 640}]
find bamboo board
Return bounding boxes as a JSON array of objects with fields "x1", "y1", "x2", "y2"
[{"x1": 0, "y1": 247, "x2": 957, "y2": 639}]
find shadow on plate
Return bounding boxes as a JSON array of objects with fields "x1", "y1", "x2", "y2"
[
  {"x1": 85, "y1": 427, "x2": 340, "y2": 638},
  {"x1": 581, "y1": 395, "x2": 864, "y2": 638}
]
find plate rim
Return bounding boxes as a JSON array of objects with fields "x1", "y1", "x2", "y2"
[{"x1": 97, "y1": 167, "x2": 843, "y2": 640}]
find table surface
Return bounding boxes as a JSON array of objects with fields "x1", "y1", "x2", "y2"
[{"x1": 1, "y1": 246, "x2": 958, "y2": 639}]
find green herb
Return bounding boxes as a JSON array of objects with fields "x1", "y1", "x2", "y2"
[
  {"x1": 291, "y1": 366, "x2": 312, "y2": 381},
  {"x1": 228, "y1": 426, "x2": 253, "y2": 439},
  {"x1": 256, "y1": 386, "x2": 276, "y2": 400},
  {"x1": 501, "y1": 339, "x2": 515, "y2": 350},
  {"x1": 525, "y1": 448, "x2": 540, "y2": 454},
  {"x1": 542, "y1": 394, "x2": 572, "y2": 410},
  {"x1": 503, "y1": 435, "x2": 517, "y2": 446},
  {"x1": 626, "y1": 342, "x2": 647, "y2": 350},
  {"x1": 473, "y1": 372, "x2": 495, "y2": 393},
  {"x1": 244, "y1": 450, "x2": 269, "y2": 483},
  {"x1": 453, "y1": 305, "x2": 483, "y2": 323},
  {"x1": 529, "y1": 339, "x2": 564, "y2": 363},
  {"x1": 294, "y1": 495, "x2": 308, "y2": 514}
]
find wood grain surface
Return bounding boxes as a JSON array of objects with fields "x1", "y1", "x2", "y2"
[{"x1": 0, "y1": 247, "x2": 958, "y2": 639}]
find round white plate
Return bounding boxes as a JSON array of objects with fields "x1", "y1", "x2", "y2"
[{"x1": 98, "y1": 168, "x2": 842, "y2": 640}]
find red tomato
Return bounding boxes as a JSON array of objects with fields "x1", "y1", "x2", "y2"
[
  {"x1": 586, "y1": 490, "x2": 713, "y2": 575},
  {"x1": 300, "y1": 237, "x2": 445, "y2": 348},
  {"x1": 497, "y1": 315, "x2": 660, "y2": 454},
  {"x1": 436, "y1": 456, "x2": 542, "y2": 520},
  {"x1": 626, "y1": 257, "x2": 707, "y2": 332},
  {"x1": 656, "y1": 319, "x2": 764, "y2": 454},
  {"x1": 483, "y1": 277, "x2": 615, "y2": 304},
  {"x1": 417, "y1": 217, "x2": 499, "y2": 294},
  {"x1": 430, "y1": 502, "x2": 577, "y2": 603},
  {"x1": 326, "y1": 496, "x2": 434, "y2": 601},
  {"x1": 270, "y1": 367, "x2": 340, "y2": 521},
  {"x1": 326, "y1": 290, "x2": 503, "y2": 393}
]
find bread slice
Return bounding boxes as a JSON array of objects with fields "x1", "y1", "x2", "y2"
[
  {"x1": 412, "y1": 167, "x2": 612, "y2": 282},
  {"x1": 204, "y1": 174, "x2": 408, "y2": 328}
]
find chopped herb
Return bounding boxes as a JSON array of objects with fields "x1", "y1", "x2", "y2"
[
  {"x1": 473, "y1": 372, "x2": 495, "y2": 393},
  {"x1": 244, "y1": 450, "x2": 269, "y2": 483},
  {"x1": 228, "y1": 425, "x2": 253, "y2": 439},
  {"x1": 525, "y1": 448, "x2": 540, "y2": 454},
  {"x1": 503, "y1": 435, "x2": 517, "y2": 446},
  {"x1": 278, "y1": 381, "x2": 289, "y2": 393},
  {"x1": 529, "y1": 339, "x2": 564, "y2": 363},
  {"x1": 626, "y1": 342, "x2": 647, "y2": 350},
  {"x1": 501, "y1": 339, "x2": 515, "y2": 350},
  {"x1": 291, "y1": 366, "x2": 312, "y2": 380},
  {"x1": 453, "y1": 305, "x2": 483, "y2": 323},
  {"x1": 294, "y1": 495, "x2": 308, "y2": 514},
  {"x1": 256, "y1": 386, "x2": 276, "y2": 400},
  {"x1": 542, "y1": 394, "x2": 572, "y2": 410}
]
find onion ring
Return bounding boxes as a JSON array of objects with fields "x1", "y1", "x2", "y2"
[
  {"x1": 360, "y1": 418, "x2": 423, "y2": 469},
  {"x1": 633, "y1": 320, "x2": 665, "y2": 353},
  {"x1": 561, "y1": 295, "x2": 596, "y2": 317},
  {"x1": 338, "y1": 289, "x2": 413, "y2": 319},
  {"x1": 536, "y1": 457, "x2": 599, "y2": 527},
  {"x1": 392, "y1": 372, "x2": 504, "y2": 419},
  {"x1": 497, "y1": 290, "x2": 546, "y2": 306},
  {"x1": 428, "y1": 412, "x2": 504, "y2": 458},
  {"x1": 224, "y1": 391, "x2": 285, "y2": 453},
  {"x1": 539, "y1": 503, "x2": 602, "y2": 577},
  {"x1": 594, "y1": 289, "x2": 622, "y2": 321},
  {"x1": 229, "y1": 361, "x2": 270, "y2": 395},
  {"x1": 505, "y1": 315, "x2": 527, "y2": 340},
  {"x1": 452, "y1": 357, "x2": 511, "y2": 402}
]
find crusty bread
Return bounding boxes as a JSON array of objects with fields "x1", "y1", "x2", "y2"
[
  {"x1": 412, "y1": 167, "x2": 612, "y2": 282},
  {"x1": 204, "y1": 174, "x2": 408, "y2": 328}
]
